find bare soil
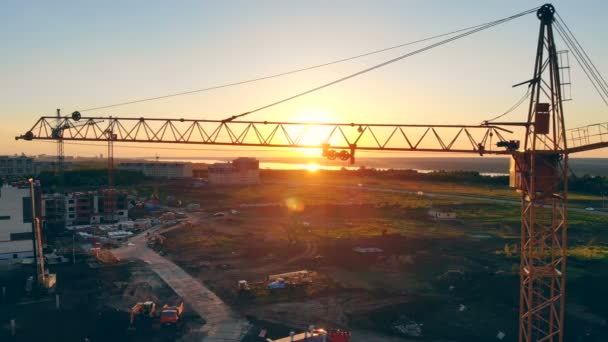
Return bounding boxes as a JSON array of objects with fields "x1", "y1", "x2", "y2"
[
  {"x1": 157, "y1": 201, "x2": 608, "y2": 341},
  {"x1": 0, "y1": 260, "x2": 202, "y2": 342}
]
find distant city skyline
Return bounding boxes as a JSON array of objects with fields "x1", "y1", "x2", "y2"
[{"x1": 2, "y1": 1, "x2": 607, "y2": 158}]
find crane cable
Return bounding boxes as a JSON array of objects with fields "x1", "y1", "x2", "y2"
[
  {"x1": 486, "y1": 13, "x2": 608, "y2": 124},
  {"x1": 554, "y1": 14, "x2": 608, "y2": 106},
  {"x1": 77, "y1": 20, "x2": 513, "y2": 113},
  {"x1": 556, "y1": 13, "x2": 608, "y2": 94},
  {"x1": 483, "y1": 90, "x2": 531, "y2": 123},
  {"x1": 77, "y1": 7, "x2": 539, "y2": 115},
  {"x1": 223, "y1": 6, "x2": 540, "y2": 122}
]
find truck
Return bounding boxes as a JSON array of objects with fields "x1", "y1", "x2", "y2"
[{"x1": 159, "y1": 299, "x2": 184, "y2": 325}]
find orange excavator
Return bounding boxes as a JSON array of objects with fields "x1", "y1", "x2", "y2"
[{"x1": 129, "y1": 301, "x2": 157, "y2": 325}]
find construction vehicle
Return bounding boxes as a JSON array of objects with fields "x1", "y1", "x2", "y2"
[
  {"x1": 24, "y1": 179, "x2": 57, "y2": 295},
  {"x1": 272, "y1": 328, "x2": 351, "y2": 342},
  {"x1": 159, "y1": 299, "x2": 184, "y2": 325},
  {"x1": 129, "y1": 301, "x2": 157, "y2": 325},
  {"x1": 326, "y1": 330, "x2": 352, "y2": 342},
  {"x1": 237, "y1": 280, "x2": 251, "y2": 292}
]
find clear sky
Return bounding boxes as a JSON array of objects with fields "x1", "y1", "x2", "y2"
[{"x1": 1, "y1": 0, "x2": 607, "y2": 159}]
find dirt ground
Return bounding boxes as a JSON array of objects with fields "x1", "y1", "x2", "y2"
[
  {"x1": 0, "y1": 259, "x2": 202, "y2": 342},
  {"x1": 156, "y1": 205, "x2": 497, "y2": 340},
  {"x1": 154, "y1": 198, "x2": 608, "y2": 341}
]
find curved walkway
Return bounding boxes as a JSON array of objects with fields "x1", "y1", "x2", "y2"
[{"x1": 114, "y1": 225, "x2": 249, "y2": 341}]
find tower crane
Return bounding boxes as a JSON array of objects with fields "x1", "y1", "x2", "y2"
[
  {"x1": 14, "y1": 4, "x2": 608, "y2": 341},
  {"x1": 50, "y1": 111, "x2": 103, "y2": 192}
]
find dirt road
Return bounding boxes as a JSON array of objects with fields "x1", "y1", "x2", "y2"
[{"x1": 114, "y1": 225, "x2": 249, "y2": 342}]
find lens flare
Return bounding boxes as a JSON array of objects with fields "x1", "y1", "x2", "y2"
[{"x1": 285, "y1": 197, "x2": 305, "y2": 212}]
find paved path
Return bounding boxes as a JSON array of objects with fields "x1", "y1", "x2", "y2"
[{"x1": 114, "y1": 224, "x2": 249, "y2": 342}]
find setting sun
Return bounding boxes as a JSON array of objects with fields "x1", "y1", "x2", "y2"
[{"x1": 305, "y1": 163, "x2": 320, "y2": 172}]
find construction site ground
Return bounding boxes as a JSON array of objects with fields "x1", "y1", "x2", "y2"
[
  {"x1": 2, "y1": 175, "x2": 606, "y2": 341},
  {"x1": 0, "y1": 259, "x2": 202, "y2": 341},
  {"x1": 155, "y1": 179, "x2": 608, "y2": 341}
]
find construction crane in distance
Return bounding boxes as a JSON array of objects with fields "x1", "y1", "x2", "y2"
[{"x1": 15, "y1": 4, "x2": 608, "y2": 342}]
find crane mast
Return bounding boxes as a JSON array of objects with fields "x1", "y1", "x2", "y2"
[{"x1": 514, "y1": 5, "x2": 568, "y2": 341}]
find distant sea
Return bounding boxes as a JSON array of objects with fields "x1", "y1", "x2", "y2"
[{"x1": 143, "y1": 156, "x2": 608, "y2": 177}]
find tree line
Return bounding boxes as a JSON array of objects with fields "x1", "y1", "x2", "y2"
[{"x1": 36, "y1": 169, "x2": 148, "y2": 191}]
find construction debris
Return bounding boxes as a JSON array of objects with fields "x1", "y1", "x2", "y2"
[
  {"x1": 352, "y1": 247, "x2": 383, "y2": 253},
  {"x1": 393, "y1": 316, "x2": 423, "y2": 337}
]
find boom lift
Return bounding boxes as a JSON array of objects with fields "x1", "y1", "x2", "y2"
[
  {"x1": 15, "y1": 4, "x2": 608, "y2": 341},
  {"x1": 26, "y1": 179, "x2": 57, "y2": 293}
]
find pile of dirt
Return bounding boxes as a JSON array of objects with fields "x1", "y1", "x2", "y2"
[{"x1": 95, "y1": 248, "x2": 120, "y2": 264}]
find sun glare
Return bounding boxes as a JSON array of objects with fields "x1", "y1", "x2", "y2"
[
  {"x1": 298, "y1": 148, "x2": 322, "y2": 157},
  {"x1": 289, "y1": 109, "x2": 340, "y2": 156},
  {"x1": 291, "y1": 109, "x2": 335, "y2": 123},
  {"x1": 305, "y1": 163, "x2": 320, "y2": 172}
]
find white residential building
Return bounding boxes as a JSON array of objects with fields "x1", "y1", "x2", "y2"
[{"x1": 0, "y1": 184, "x2": 37, "y2": 262}]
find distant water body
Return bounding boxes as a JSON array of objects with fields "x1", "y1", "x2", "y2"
[{"x1": 143, "y1": 157, "x2": 608, "y2": 177}]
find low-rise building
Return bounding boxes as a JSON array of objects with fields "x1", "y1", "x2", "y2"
[
  {"x1": 0, "y1": 183, "x2": 40, "y2": 262},
  {"x1": 208, "y1": 157, "x2": 260, "y2": 185},
  {"x1": 118, "y1": 162, "x2": 193, "y2": 178}
]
